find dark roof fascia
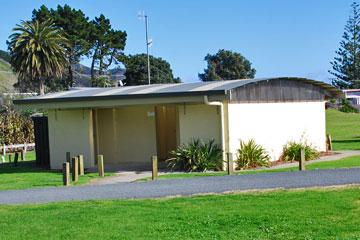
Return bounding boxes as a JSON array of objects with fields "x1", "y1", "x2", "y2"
[{"x1": 13, "y1": 89, "x2": 228, "y2": 105}]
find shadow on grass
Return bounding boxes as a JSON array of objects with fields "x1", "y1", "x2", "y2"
[
  {"x1": 0, "y1": 161, "x2": 59, "y2": 174},
  {"x1": 332, "y1": 139, "x2": 360, "y2": 143},
  {"x1": 332, "y1": 139, "x2": 360, "y2": 149}
]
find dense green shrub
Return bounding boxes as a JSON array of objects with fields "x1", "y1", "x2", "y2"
[
  {"x1": 0, "y1": 110, "x2": 34, "y2": 145},
  {"x1": 281, "y1": 141, "x2": 320, "y2": 162},
  {"x1": 236, "y1": 139, "x2": 270, "y2": 169},
  {"x1": 167, "y1": 139, "x2": 223, "y2": 172},
  {"x1": 339, "y1": 98, "x2": 358, "y2": 113},
  {"x1": 91, "y1": 76, "x2": 114, "y2": 87}
]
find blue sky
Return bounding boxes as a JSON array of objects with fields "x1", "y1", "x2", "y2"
[{"x1": 0, "y1": 0, "x2": 356, "y2": 83}]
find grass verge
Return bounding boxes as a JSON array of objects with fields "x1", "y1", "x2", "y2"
[
  {"x1": 326, "y1": 109, "x2": 360, "y2": 150},
  {"x1": 0, "y1": 160, "x2": 113, "y2": 190},
  {"x1": 0, "y1": 187, "x2": 359, "y2": 239},
  {"x1": 2, "y1": 150, "x2": 36, "y2": 162}
]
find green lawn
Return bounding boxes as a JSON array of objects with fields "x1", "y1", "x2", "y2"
[
  {"x1": 2, "y1": 150, "x2": 36, "y2": 162},
  {"x1": 149, "y1": 155, "x2": 360, "y2": 180},
  {"x1": 0, "y1": 187, "x2": 359, "y2": 239},
  {"x1": 326, "y1": 109, "x2": 360, "y2": 150},
  {"x1": 0, "y1": 160, "x2": 113, "y2": 190}
]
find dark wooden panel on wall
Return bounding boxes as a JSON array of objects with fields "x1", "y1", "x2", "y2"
[
  {"x1": 229, "y1": 79, "x2": 326, "y2": 103},
  {"x1": 32, "y1": 116, "x2": 50, "y2": 168}
]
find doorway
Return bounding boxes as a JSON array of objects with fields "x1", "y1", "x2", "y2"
[{"x1": 155, "y1": 106, "x2": 178, "y2": 161}]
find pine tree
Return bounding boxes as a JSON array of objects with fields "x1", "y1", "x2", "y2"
[{"x1": 330, "y1": 2, "x2": 360, "y2": 89}]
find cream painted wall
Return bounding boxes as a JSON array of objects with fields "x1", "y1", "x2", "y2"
[
  {"x1": 178, "y1": 104, "x2": 221, "y2": 145},
  {"x1": 97, "y1": 105, "x2": 157, "y2": 168},
  {"x1": 228, "y1": 102, "x2": 327, "y2": 161},
  {"x1": 48, "y1": 109, "x2": 94, "y2": 169}
]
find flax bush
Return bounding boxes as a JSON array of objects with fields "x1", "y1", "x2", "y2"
[
  {"x1": 167, "y1": 139, "x2": 223, "y2": 172},
  {"x1": 236, "y1": 139, "x2": 270, "y2": 169},
  {"x1": 281, "y1": 141, "x2": 320, "y2": 162}
]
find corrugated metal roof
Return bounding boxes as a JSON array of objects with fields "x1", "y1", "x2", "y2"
[{"x1": 14, "y1": 77, "x2": 342, "y2": 105}]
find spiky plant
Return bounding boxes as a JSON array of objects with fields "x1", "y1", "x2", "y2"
[
  {"x1": 167, "y1": 139, "x2": 223, "y2": 172},
  {"x1": 236, "y1": 139, "x2": 270, "y2": 169}
]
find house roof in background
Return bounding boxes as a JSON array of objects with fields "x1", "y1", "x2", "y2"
[
  {"x1": 14, "y1": 77, "x2": 342, "y2": 105},
  {"x1": 343, "y1": 89, "x2": 360, "y2": 92}
]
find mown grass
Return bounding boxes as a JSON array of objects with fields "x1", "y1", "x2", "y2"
[
  {"x1": 148, "y1": 155, "x2": 360, "y2": 180},
  {"x1": 0, "y1": 160, "x2": 113, "y2": 190},
  {"x1": 0, "y1": 187, "x2": 359, "y2": 239},
  {"x1": 2, "y1": 150, "x2": 36, "y2": 162},
  {"x1": 326, "y1": 109, "x2": 360, "y2": 150}
]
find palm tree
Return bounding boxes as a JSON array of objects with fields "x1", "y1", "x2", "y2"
[{"x1": 8, "y1": 20, "x2": 68, "y2": 95}]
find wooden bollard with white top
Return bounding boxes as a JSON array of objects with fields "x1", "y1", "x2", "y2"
[
  {"x1": 152, "y1": 155, "x2": 158, "y2": 180},
  {"x1": 227, "y1": 152, "x2": 234, "y2": 175},
  {"x1": 63, "y1": 162, "x2": 70, "y2": 186},
  {"x1": 97, "y1": 155, "x2": 104, "y2": 178},
  {"x1": 78, "y1": 154, "x2": 84, "y2": 176},
  {"x1": 299, "y1": 148, "x2": 306, "y2": 171},
  {"x1": 72, "y1": 157, "x2": 79, "y2": 182}
]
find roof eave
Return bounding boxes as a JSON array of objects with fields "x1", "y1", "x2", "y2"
[{"x1": 13, "y1": 90, "x2": 228, "y2": 105}]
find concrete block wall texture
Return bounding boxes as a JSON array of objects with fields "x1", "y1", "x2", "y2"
[
  {"x1": 48, "y1": 109, "x2": 94, "y2": 169},
  {"x1": 47, "y1": 101, "x2": 326, "y2": 169},
  {"x1": 228, "y1": 101, "x2": 326, "y2": 161},
  {"x1": 96, "y1": 106, "x2": 157, "y2": 168},
  {"x1": 178, "y1": 104, "x2": 221, "y2": 145}
]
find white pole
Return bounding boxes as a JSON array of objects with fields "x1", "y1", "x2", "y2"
[
  {"x1": 145, "y1": 15, "x2": 151, "y2": 85},
  {"x1": 24, "y1": 143, "x2": 27, "y2": 161},
  {"x1": 1, "y1": 144, "x2": 6, "y2": 163}
]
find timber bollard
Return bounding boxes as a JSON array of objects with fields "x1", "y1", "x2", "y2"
[
  {"x1": 326, "y1": 134, "x2": 332, "y2": 151},
  {"x1": 299, "y1": 148, "x2": 306, "y2": 171},
  {"x1": 152, "y1": 155, "x2": 158, "y2": 180},
  {"x1": 14, "y1": 152, "x2": 19, "y2": 167},
  {"x1": 66, "y1": 152, "x2": 71, "y2": 164},
  {"x1": 97, "y1": 155, "x2": 104, "y2": 177},
  {"x1": 226, "y1": 152, "x2": 234, "y2": 175},
  {"x1": 63, "y1": 162, "x2": 70, "y2": 186},
  {"x1": 72, "y1": 157, "x2": 79, "y2": 182},
  {"x1": 78, "y1": 155, "x2": 84, "y2": 176}
]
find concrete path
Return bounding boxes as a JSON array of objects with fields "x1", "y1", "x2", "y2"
[
  {"x1": 90, "y1": 171, "x2": 153, "y2": 185},
  {"x1": 0, "y1": 168, "x2": 360, "y2": 205},
  {"x1": 90, "y1": 150, "x2": 360, "y2": 184}
]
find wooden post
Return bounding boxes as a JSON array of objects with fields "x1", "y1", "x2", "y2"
[
  {"x1": 226, "y1": 152, "x2": 234, "y2": 175},
  {"x1": 66, "y1": 152, "x2": 71, "y2": 164},
  {"x1": 63, "y1": 162, "x2": 70, "y2": 186},
  {"x1": 21, "y1": 149, "x2": 25, "y2": 161},
  {"x1": 152, "y1": 155, "x2": 158, "y2": 180},
  {"x1": 14, "y1": 152, "x2": 19, "y2": 167},
  {"x1": 97, "y1": 155, "x2": 104, "y2": 177},
  {"x1": 78, "y1": 155, "x2": 84, "y2": 176},
  {"x1": 72, "y1": 157, "x2": 79, "y2": 182},
  {"x1": 299, "y1": 148, "x2": 306, "y2": 171},
  {"x1": 327, "y1": 134, "x2": 332, "y2": 151}
]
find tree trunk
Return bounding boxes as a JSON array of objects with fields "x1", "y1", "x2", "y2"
[
  {"x1": 39, "y1": 78, "x2": 45, "y2": 95},
  {"x1": 68, "y1": 65, "x2": 73, "y2": 89},
  {"x1": 91, "y1": 45, "x2": 99, "y2": 80}
]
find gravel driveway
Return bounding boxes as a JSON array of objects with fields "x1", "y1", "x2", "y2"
[{"x1": 0, "y1": 168, "x2": 360, "y2": 205}]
